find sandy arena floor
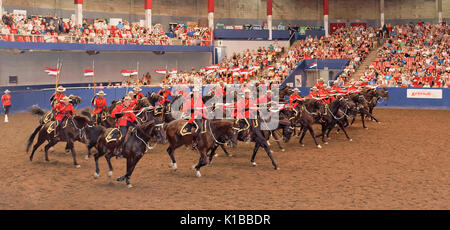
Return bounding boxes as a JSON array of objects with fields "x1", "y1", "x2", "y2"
[{"x1": 0, "y1": 108, "x2": 449, "y2": 209}]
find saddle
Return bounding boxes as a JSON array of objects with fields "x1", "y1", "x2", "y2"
[
  {"x1": 105, "y1": 128, "x2": 122, "y2": 143},
  {"x1": 101, "y1": 111, "x2": 110, "y2": 121},
  {"x1": 235, "y1": 118, "x2": 251, "y2": 131},
  {"x1": 180, "y1": 120, "x2": 208, "y2": 136},
  {"x1": 46, "y1": 119, "x2": 69, "y2": 134},
  {"x1": 43, "y1": 112, "x2": 53, "y2": 124}
]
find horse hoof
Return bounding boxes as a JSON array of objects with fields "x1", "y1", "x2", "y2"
[
  {"x1": 281, "y1": 149, "x2": 285, "y2": 152},
  {"x1": 251, "y1": 162, "x2": 257, "y2": 167},
  {"x1": 127, "y1": 184, "x2": 133, "y2": 188},
  {"x1": 349, "y1": 139, "x2": 353, "y2": 142},
  {"x1": 214, "y1": 154, "x2": 219, "y2": 157},
  {"x1": 94, "y1": 173, "x2": 99, "y2": 179},
  {"x1": 75, "y1": 165, "x2": 81, "y2": 168},
  {"x1": 324, "y1": 142, "x2": 329, "y2": 145},
  {"x1": 317, "y1": 145, "x2": 322, "y2": 149},
  {"x1": 85, "y1": 155, "x2": 89, "y2": 160},
  {"x1": 196, "y1": 171, "x2": 201, "y2": 178},
  {"x1": 116, "y1": 177, "x2": 125, "y2": 182},
  {"x1": 377, "y1": 122, "x2": 381, "y2": 124},
  {"x1": 365, "y1": 127, "x2": 369, "y2": 130},
  {"x1": 108, "y1": 171, "x2": 113, "y2": 177},
  {"x1": 228, "y1": 154, "x2": 233, "y2": 157},
  {"x1": 168, "y1": 162, "x2": 173, "y2": 168},
  {"x1": 172, "y1": 163, "x2": 178, "y2": 170},
  {"x1": 301, "y1": 144, "x2": 305, "y2": 147},
  {"x1": 274, "y1": 167, "x2": 279, "y2": 170},
  {"x1": 49, "y1": 147, "x2": 55, "y2": 153}
]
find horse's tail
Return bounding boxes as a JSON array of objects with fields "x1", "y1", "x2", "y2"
[
  {"x1": 26, "y1": 124, "x2": 43, "y2": 152},
  {"x1": 30, "y1": 105, "x2": 46, "y2": 116}
]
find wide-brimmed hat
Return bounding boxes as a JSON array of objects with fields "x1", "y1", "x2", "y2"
[
  {"x1": 4, "y1": 89, "x2": 10, "y2": 94},
  {"x1": 134, "y1": 87, "x2": 142, "y2": 91},
  {"x1": 96, "y1": 90, "x2": 106, "y2": 96},
  {"x1": 293, "y1": 88, "x2": 300, "y2": 92},
  {"x1": 124, "y1": 96, "x2": 132, "y2": 100},
  {"x1": 128, "y1": 91, "x2": 134, "y2": 95},
  {"x1": 56, "y1": 86, "x2": 66, "y2": 92}
]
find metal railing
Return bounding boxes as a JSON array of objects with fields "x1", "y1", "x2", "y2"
[{"x1": 0, "y1": 33, "x2": 213, "y2": 46}]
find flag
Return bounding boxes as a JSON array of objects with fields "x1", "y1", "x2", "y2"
[
  {"x1": 169, "y1": 68, "x2": 177, "y2": 74},
  {"x1": 232, "y1": 67, "x2": 240, "y2": 72},
  {"x1": 219, "y1": 67, "x2": 228, "y2": 73},
  {"x1": 208, "y1": 64, "x2": 219, "y2": 69},
  {"x1": 130, "y1": 69, "x2": 138, "y2": 76},
  {"x1": 120, "y1": 70, "x2": 132, "y2": 77},
  {"x1": 250, "y1": 64, "x2": 261, "y2": 70},
  {"x1": 84, "y1": 69, "x2": 94, "y2": 77},
  {"x1": 44, "y1": 66, "x2": 59, "y2": 76},
  {"x1": 267, "y1": 65, "x2": 274, "y2": 70},
  {"x1": 308, "y1": 62, "x2": 317, "y2": 69},
  {"x1": 154, "y1": 69, "x2": 167, "y2": 74}
]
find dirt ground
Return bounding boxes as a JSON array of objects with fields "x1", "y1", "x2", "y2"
[{"x1": 0, "y1": 108, "x2": 449, "y2": 210}]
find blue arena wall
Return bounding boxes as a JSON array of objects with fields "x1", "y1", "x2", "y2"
[
  {"x1": 2, "y1": 86, "x2": 450, "y2": 114},
  {"x1": 213, "y1": 29, "x2": 291, "y2": 40}
]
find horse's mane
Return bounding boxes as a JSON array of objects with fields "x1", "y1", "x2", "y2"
[
  {"x1": 73, "y1": 115, "x2": 91, "y2": 127},
  {"x1": 80, "y1": 108, "x2": 92, "y2": 119}
]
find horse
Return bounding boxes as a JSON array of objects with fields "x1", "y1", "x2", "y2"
[
  {"x1": 316, "y1": 96, "x2": 353, "y2": 144},
  {"x1": 290, "y1": 100, "x2": 322, "y2": 148},
  {"x1": 349, "y1": 93, "x2": 379, "y2": 129},
  {"x1": 165, "y1": 119, "x2": 239, "y2": 177},
  {"x1": 93, "y1": 108, "x2": 166, "y2": 187},
  {"x1": 26, "y1": 115, "x2": 91, "y2": 168}
]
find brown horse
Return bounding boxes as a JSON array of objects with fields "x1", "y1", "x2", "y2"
[
  {"x1": 165, "y1": 119, "x2": 239, "y2": 177},
  {"x1": 26, "y1": 115, "x2": 91, "y2": 168}
]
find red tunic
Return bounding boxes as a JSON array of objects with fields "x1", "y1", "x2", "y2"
[
  {"x1": 1, "y1": 94, "x2": 11, "y2": 106},
  {"x1": 135, "y1": 92, "x2": 144, "y2": 99},
  {"x1": 55, "y1": 103, "x2": 75, "y2": 121},
  {"x1": 157, "y1": 89, "x2": 172, "y2": 103},
  {"x1": 111, "y1": 103, "x2": 136, "y2": 127},
  {"x1": 236, "y1": 98, "x2": 257, "y2": 119},
  {"x1": 51, "y1": 93, "x2": 66, "y2": 109},
  {"x1": 289, "y1": 93, "x2": 303, "y2": 107},
  {"x1": 183, "y1": 96, "x2": 207, "y2": 123},
  {"x1": 92, "y1": 97, "x2": 107, "y2": 114}
]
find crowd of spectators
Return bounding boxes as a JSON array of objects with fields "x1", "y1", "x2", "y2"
[
  {"x1": 0, "y1": 12, "x2": 210, "y2": 46},
  {"x1": 161, "y1": 43, "x2": 285, "y2": 85},
  {"x1": 359, "y1": 22, "x2": 450, "y2": 88}
]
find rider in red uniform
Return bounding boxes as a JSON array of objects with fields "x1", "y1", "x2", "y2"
[
  {"x1": 183, "y1": 88, "x2": 207, "y2": 150},
  {"x1": 54, "y1": 96, "x2": 75, "y2": 137},
  {"x1": 91, "y1": 91, "x2": 108, "y2": 124},
  {"x1": 289, "y1": 88, "x2": 303, "y2": 108},
  {"x1": 111, "y1": 96, "x2": 137, "y2": 156},
  {"x1": 50, "y1": 86, "x2": 67, "y2": 111},
  {"x1": 157, "y1": 85, "x2": 172, "y2": 106},
  {"x1": 134, "y1": 87, "x2": 144, "y2": 99},
  {"x1": 127, "y1": 91, "x2": 138, "y2": 108}
]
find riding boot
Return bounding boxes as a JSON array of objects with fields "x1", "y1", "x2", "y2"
[{"x1": 114, "y1": 127, "x2": 129, "y2": 158}]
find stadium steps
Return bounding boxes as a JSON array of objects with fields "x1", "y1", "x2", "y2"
[{"x1": 351, "y1": 44, "x2": 380, "y2": 81}]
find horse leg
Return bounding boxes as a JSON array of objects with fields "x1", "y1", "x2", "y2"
[
  {"x1": 366, "y1": 111, "x2": 380, "y2": 123},
  {"x1": 250, "y1": 142, "x2": 261, "y2": 166},
  {"x1": 308, "y1": 126, "x2": 321, "y2": 148},
  {"x1": 360, "y1": 111, "x2": 367, "y2": 129},
  {"x1": 166, "y1": 146, "x2": 177, "y2": 170},
  {"x1": 337, "y1": 122, "x2": 352, "y2": 141},
  {"x1": 86, "y1": 142, "x2": 96, "y2": 160},
  {"x1": 299, "y1": 127, "x2": 307, "y2": 146},
  {"x1": 125, "y1": 153, "x2": 144, "y2": 187},
  {"x1": 208, "y1": 145, "x2": 219, "y2": 164},
  {"x1": 193, "y1": 151, "x2": 208, "y2": 178},
  {"x1": 44, "y1": 139, "x2": 58, "y2": 162},
  {"x1": 29, "y1": 134, "x2": 46, "y2": 162},
  {"x1": 220, "y1": 144, "x2": 232, "y2": 157},
  {"x1": 105, "y1": 152, "x2": 114, "y2": 177},
  {"x1": 350, "y1": 116, "x2": 356, "y2": 126},
  {"x1": 261, "y1": 142, "x2": 278, "y2": 170},
  {"x1": 67, "y1": 141, "x2": 80, "y2": 168},
  {"x1": 271, "y1": 132, "x2": 285, "y2": 152},
  {"x1": 320, "y1": 124, "x2": 328, "y2": 144},
  {"x1": 93, "y1": 146, "x2": 107, "y2": 178}
]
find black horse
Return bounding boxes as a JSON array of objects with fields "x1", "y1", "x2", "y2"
[{"x1": 26, "y1": 115, "x2": 91, "y2": 168}]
